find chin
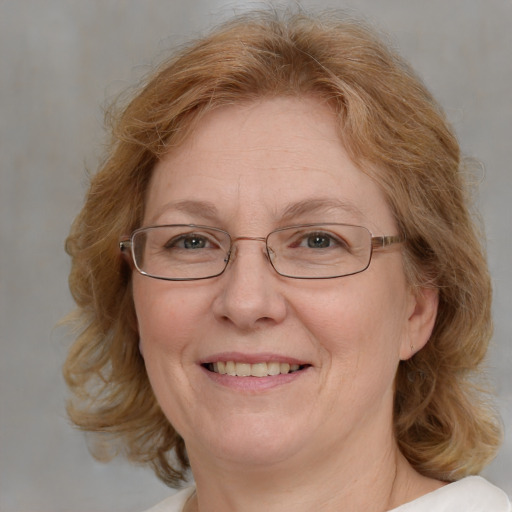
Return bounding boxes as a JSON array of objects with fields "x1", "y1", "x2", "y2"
[{"x1": 191, "y1": 416, "x2": 309, "y2": 468}]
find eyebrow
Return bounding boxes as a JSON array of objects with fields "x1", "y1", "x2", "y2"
[
  {"x1": 278, "y1": 197, "x2": 367, "y2": 224},
  {"x1": 151, "y1": 197, "x2": 366, "y2": 226},
  {"x1": 150, "y1": 199, "x2": 220, "y2": 224}
]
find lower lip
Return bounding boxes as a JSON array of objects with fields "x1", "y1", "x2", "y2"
[{"x1": 200, "y1": 366, "x2": 310, "y2": 392}]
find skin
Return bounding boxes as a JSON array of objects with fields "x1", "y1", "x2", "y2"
[{"x1": 133, "y1": 97, "x2": 441, "y2": 512}]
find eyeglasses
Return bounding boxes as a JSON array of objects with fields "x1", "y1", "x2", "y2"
[{"x1": 119, "y1": 223, "x2": 403, "y2": 281}]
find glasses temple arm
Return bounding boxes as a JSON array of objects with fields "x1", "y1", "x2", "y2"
[
  {"x1": 119, "y1": 239, "x2": 132, "y2": 252},
  {"x1": 371, "y1": 235, "x2": 404, "y2": 249}
]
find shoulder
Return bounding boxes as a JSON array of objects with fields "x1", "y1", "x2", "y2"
[
  {"x1": 390, "y1": 476, "x2": 511, "y2": 512},
  {"x1": 141, "y1": 487, "x2": 195, "y2": 512}
]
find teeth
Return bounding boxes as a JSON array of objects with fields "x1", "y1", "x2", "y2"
[
  {"x1": 225, "y1": 361, "x2": 236, "y2": 376},
  {"x1": 209, "y1": 361, "x2": 303, "y2": 377},
  {"x1": 235, "y1": 362, "x2": 251, "y2": 377},
  {"x1": 251, "y1": 363, "x2": 268, "y2": 377},
  {"x1": 267, "y1": 362, "x2": 281, "y2": 375}
]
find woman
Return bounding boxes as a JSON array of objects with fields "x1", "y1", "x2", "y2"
[{"x1": 64, "y1": 9, "x2": 510, "y2": 512}]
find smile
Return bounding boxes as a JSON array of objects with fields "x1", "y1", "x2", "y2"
[{"x1": 203, "y1": 361, "x2": 307, "y2": 377}]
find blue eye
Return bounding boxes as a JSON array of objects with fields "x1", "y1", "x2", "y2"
[
  {"x1": 294, "y1": 231, "x2": 347, "y2": 250},
  {"x1": 183, "y1": 235, "x2": 207, "y2": 249},
  {"x1": 305, "y1": 233, "x2": 333, "y2": 249},
  {"x1": 165, "y1": 234, "x2": 212, "y2": 250}
]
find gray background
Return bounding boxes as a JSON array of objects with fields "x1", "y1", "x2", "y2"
[{"x1": 1, "y1": 1, "x2": 510, "y2": 511}]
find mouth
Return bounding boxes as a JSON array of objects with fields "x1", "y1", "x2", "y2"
[{"x1": 202, "y1": 361, "x2": 310, "y2": 377}]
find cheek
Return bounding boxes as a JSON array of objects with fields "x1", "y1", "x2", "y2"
[
  {"x1": 133, "y1": 278, "x2": 208, "y2": 355},
  {"x1": 132, "y1": 279, "x2": 204, "y2": 430},
  {"x1": 292, "y1": 275, "x2": 408, "y2": 372}
]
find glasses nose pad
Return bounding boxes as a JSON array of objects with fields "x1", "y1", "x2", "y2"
[
  {"x1": 223, "y1": 242, "x2": 237, "y2": 267},
  {"x1": 267, "y1": 246, "x2": 277, "y2": 263},
  {"x1": 223, "y1": 241, "x2": 274, "y2": 270}
]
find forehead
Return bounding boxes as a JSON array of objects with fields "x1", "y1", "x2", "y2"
[{"x1": 144, "y1": 97, "x2": 395, "y2": 233}]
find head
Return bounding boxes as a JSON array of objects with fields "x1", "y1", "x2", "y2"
[{"x1": 64, "y1": 8, "x2": 501, "y2": 486}]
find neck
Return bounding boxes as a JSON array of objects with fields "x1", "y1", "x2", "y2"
[{"x1": 185, "y1": 430, "x2": 441, "y2": 512}]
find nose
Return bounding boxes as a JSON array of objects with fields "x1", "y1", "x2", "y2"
[{"x1": 211, "y1": 237, "x2": 287, "y2": 331}]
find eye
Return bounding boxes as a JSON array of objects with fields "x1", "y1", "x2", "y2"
[
  {"x1": 165, "y1": 233, "x2": 215, "y2": 250},
  {"x1": 293, "y1": 231, "x2": 348, "y2": 250},
  {"x1": 305, "y1": 233, "x2": 334, "y2": 249}
]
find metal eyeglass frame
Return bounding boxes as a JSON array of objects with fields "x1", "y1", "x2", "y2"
[{"x1": 119, "y1": 223, "x2": 404, "y2": 281}]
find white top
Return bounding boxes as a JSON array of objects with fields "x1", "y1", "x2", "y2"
[
  {"x1": 390, "y1": 476, "x2": 511, "y2": 511},
  {"x1": 143, "y1": 476, "x2": 511, "y2": 512}
]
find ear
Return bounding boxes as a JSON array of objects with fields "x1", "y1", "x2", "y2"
[{"x1": 399, "y1": 286, "x2": 439, "y2": 360}]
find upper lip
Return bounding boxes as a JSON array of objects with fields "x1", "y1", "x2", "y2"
[{"x1": 199, "y1": 352, "x2": 311, "y2": 366}]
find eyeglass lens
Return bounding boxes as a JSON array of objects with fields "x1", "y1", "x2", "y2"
[{"x1": 130, "y1": 224, "x2": 373, "y2": 280}]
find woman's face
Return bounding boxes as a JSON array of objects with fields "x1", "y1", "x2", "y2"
[{"x1": 133, "y1": 97, "x2": 436, "y2": 470}]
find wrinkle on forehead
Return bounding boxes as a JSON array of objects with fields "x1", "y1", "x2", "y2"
[
  {"x1": 147, "y1": 196, "x2": 370, "y2": 230},
  {"x1": 146, "y1": 97, "x2": 395, "y2": 234}
]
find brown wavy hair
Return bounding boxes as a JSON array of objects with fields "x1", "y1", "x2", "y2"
[{"x1": 63, "y1": 8, "x2": 502, "y2": 486}]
